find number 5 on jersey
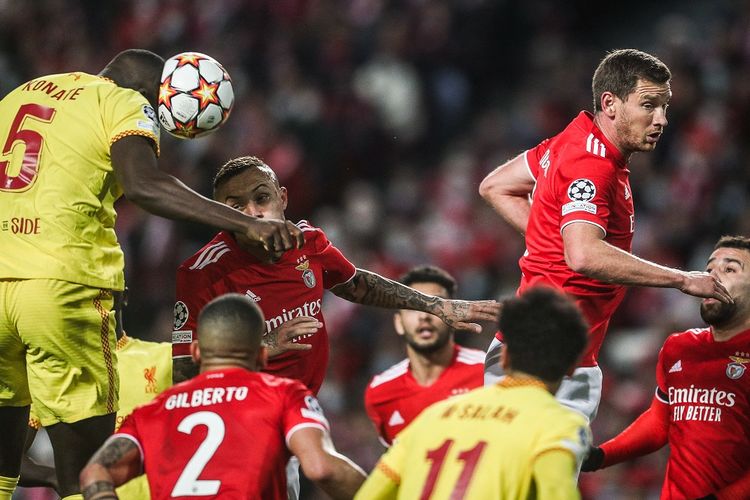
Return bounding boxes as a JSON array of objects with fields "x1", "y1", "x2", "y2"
[{"x1": 0, "y1": 104, "x2": 56, "y2": 191}]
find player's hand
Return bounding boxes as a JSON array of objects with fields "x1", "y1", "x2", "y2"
[
  {"x1": 438, "y1": 299, "x2": 502, "y2": 334},
  {"x1": 580, "y1": 446, "x2": 605, "y2": 472},
  {"x1": 679, "y1": 271, "x2": 733, "y2": 304},
  {"x1": 263, "y1": 316, "x2": 321, "y2": 358},
  {"x1": 244, "y1": 218, "x2": 304, "y2": 255}
]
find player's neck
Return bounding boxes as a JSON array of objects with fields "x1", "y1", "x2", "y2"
[
  {"x1": 593, "y1": 112, "x2": 633, "y2": 163},
  {"x1": 407, "y1": 343, "x2": 454, "y2": 386},
  {"x1": 200, "y1": 361, "x2": 256, "y2": 373},
  {"x1": 235, "y1": 236, "x2": 281, "y2": 264},
  {"x1": 504, "y1": 370, "x2": 559, "y2": 394},
  {"x1": 711, "y1": 317, "x2": 750, "y2": 342}
]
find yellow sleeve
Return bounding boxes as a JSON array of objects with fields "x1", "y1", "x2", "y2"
[
  {"x1": 532, "y1": 449, "x2": 580, "y2": 500},
  {"x1": 102, "y1": 85, "x2": 161, "y2": 156},
  {"x1": 354, "y1": 462, "x2": 399, "y2": 500}
]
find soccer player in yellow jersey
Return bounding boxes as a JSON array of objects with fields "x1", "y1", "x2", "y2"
[
  {"x1": 21, "y1": 289, "x2": 170, "y2": 499},
  {"x1": 0, "y1": 49, "x2": 304, "y2": 500},
  {"x1": 356, "y1": 287, "x2": 592, "y2": 500}
]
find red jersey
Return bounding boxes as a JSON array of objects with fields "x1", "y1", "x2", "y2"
[
  {"x1": 654, "y1": 327, "x2": 750, "y2": 499},
  {"x1": 363, "y1": 345, "x2": 484, "y2": 445},
  {"x1": 498, "y1": 111, "x2": 634, "y2": 366},
  {"x1": 172, "y1": 221, "x2": 356, "y2": 395},
  {"x1": 115, "y1": 367, "x2": 329, "y2": 500}
]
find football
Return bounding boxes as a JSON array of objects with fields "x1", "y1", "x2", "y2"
[{"x1": 158, "y1": 52, "x2": 234, "y2": 139}]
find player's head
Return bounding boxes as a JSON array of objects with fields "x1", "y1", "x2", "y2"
[
  {"x1": 592, "y1": 49, "x2": 672, "y2": 154},
  {"x1": 213, "y1": 156, "x2": 287, "y2": 223},
  {"x1": 99, "y1": 49, "x2": 164, "y2": 109},
  {"x1": 701, "y1": 235, "x2": 750, "y2": 328},
  {"x1": 191, "y1": 293, "x2": 267, "y2": 372},
  {"x1": 394, "y1": 265, "x2": 457, "y2": 355},
  {"x1": 499, "y1": 287, "x2": 588, "y2": 384}
]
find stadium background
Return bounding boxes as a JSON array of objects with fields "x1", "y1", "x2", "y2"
[{"x1": 3, "y1": 0, "x2": 749, "y2": 498}]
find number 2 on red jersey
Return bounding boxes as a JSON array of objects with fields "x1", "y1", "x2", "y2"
[{"x1": 171, "y1": 411, "x2": 225, "y2": 497}]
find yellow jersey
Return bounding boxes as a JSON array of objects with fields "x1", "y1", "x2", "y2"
[
  {"x1": 114, "y1": 335, "x2": 172, "y2": 500},
  {"x1": 356, "y1": 377, "x2": 591, "y2": 500},
  {"x1": 0, "y1": 72, "x2": 160, "y2": 290},
  {"x1": 114, "y1": 335, "x2": 172, "y2": 431}
]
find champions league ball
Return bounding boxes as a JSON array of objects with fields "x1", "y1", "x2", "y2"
[{"x1": 158, "y1": 52, "x2": 234, "y2": 139}]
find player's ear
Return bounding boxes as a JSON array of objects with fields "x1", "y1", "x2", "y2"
[
  {"x1": 190, "y1": 341, "x2": 201, "y2": 365},
  {"x1": 600, "y1": 92, "x2": 617, "y2": 118},
  {"x1": 257, "y1": 346, "x2": 268, "y2": 370},
  {"x1": 279, "y1": 187, "x2": 288, "y2": 211},
  {"x1": 393, "y1": 312, "x2": 406, "y2": 336}
]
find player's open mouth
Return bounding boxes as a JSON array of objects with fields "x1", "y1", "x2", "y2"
[
  {"x1": 417, "y1": 327, "x2": 435, "y2": 338},
  {"x1": 646, "y1": 132, "x2": 661, "y2": 143}
]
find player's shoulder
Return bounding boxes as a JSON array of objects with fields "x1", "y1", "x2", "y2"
[
  {"x1": 551, "y1": 112, "x2": 617, "y2": 169},
  {"x1": 454, "y1": 346, "x2": 486, "y2": 366},
  {"x1": 664, "y1": 327, "x2": 712, "y2": 348},
  {"x1": 296, "y1": 220, "x2": 328, "y2": 245},
  {"x1": 179, "y1": 232, "x2": 234, "y2": 272},
  {"x1": 367, "y1": 359, "x2": 410, "y2": 391}
]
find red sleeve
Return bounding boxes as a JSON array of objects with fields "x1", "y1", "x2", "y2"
[
  {"x1": 717, "y1": 469, "x2": 750, "y2": 500},
  {"x1": 363, "y1": 384, "x2": 388, "y2": 445},
  {"x1": 112, "y1": 412, "x2": 145, "y2": 463},
  {"x1": 555, "y1": 156, "x2": 617, "y2": 236},
  {"x1": 525, "y1": 138, "x2": 551, "y2": 180},
  {"x1": 172, "y1": 266, "x2": 214, "y2": 357},
  {"x1": 282, "y1": 381, "x2": 330, "y2": 446},
  {"x1": 311, "y1": 229, "x2": 356, "y2": 289}
]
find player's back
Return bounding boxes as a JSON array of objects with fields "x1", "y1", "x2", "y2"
[
  {"x1": 390, "y1": 379, "x2": 589, "y2": 499},
  {"x1": 117, "y1": 367, "x2": 308, "y2": 499},
  {"x1": 0, "y1": 72, "x2": 159, "y2": 289}
]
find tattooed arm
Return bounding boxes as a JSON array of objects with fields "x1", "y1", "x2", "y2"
[
  {"x1": 330, "y1": 269, "x2": 501, "y2": 333},
  {"x1": 80, "y1": 437, "x2": 142, "y2": 500}
]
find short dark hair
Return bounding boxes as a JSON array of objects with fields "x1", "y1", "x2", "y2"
[
  {"x1": 714, "y1": 235, "x2": 750, "y2": 253},
  {"x1": 213, "y1": 156, "x2": 278, "y2": 194},
  {"x1": 499, "y1": 287, "x2": 588, "y2": 382},
  {"x1": 197, "y1": 293, "x2": 266, "y2": 352},
  {"x1": 399, "y1": 265, "x2": 457, "y2": 298},
  {"x1": 592, "y1": 49, "x2": 671, "y2": 112}
]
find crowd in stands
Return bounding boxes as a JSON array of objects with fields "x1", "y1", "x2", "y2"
[{"x1": 3, "y1": 0, "x2": 749, "y2": 498}]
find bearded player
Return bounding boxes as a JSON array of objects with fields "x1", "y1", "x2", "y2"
[
  {"x1": 364, "y1": 265, "x2": 484, "y2": 446},
  {"x1": 582, "y1": 236, "x2": 750, "y2": 499}
]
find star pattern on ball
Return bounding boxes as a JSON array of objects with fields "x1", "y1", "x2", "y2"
[
  {"x1": 194, "y1": 77, "x2": 221, "y2": 108},
  {"x1": 159, "y1": 76, "x2": 178, "y2": 107},
  {"x1": 175, "y1": 52, "x2": 203, "y2": 68},
  {"x1": 174, "y1": 120, "x2": 198, "y2": 138}
]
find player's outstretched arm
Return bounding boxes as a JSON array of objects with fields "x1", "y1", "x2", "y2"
[
  {"x1": 111, "y1": 136, "x2": 304, "y2": 254},
  {"x1": 79, "y1": 437, "x2": 141, "y2": 500},
  {"x1": 330, "y1": 269, "x2": 501, "y2": 334},
  {"x1": 289, "y1": 427, "x2": 366, "y2": 500},
  {"x1": 582, "y1": 394, "x2": 669, "y2": 472},
  {"x1": 478, "y1": 153, "x2": 535, "y2": 235},
  {"x1": 562, "y1": 223, "x2": 733, "y2": 304}
]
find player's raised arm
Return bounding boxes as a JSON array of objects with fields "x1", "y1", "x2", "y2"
[
  {"x1": 111, "y1": 135, "x2": 303, "y2": 254},
  {"x1": 79, "y1": 437, "x2": 142, "y2": 499},
  {"x1": 561, "y1": 223, "x2": 733, "y2": 304},
  {"x1": 329, "y1": 269, "x2": 501, "y2": 334},
  {"x1": 479, "y1": 152, "x2": 536, "y2": 236}
]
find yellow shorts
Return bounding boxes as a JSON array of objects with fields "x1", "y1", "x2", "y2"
[{"x1": 0, "y1": 279, "x2": 119, "y2": 425}]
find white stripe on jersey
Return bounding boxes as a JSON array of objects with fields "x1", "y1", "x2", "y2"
[
  {"x1": 190, "y1": 241, "x2": 231, "y2": 270},
  {"x1": 585, "y1": 133, "x2": 606, "y2": 158},
  {"x1": 369, "y1": 359, "x2": 409, "y2": 388},
  {"x1": 456, "y1": 347, "x2": 485, "y2": 365}
]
